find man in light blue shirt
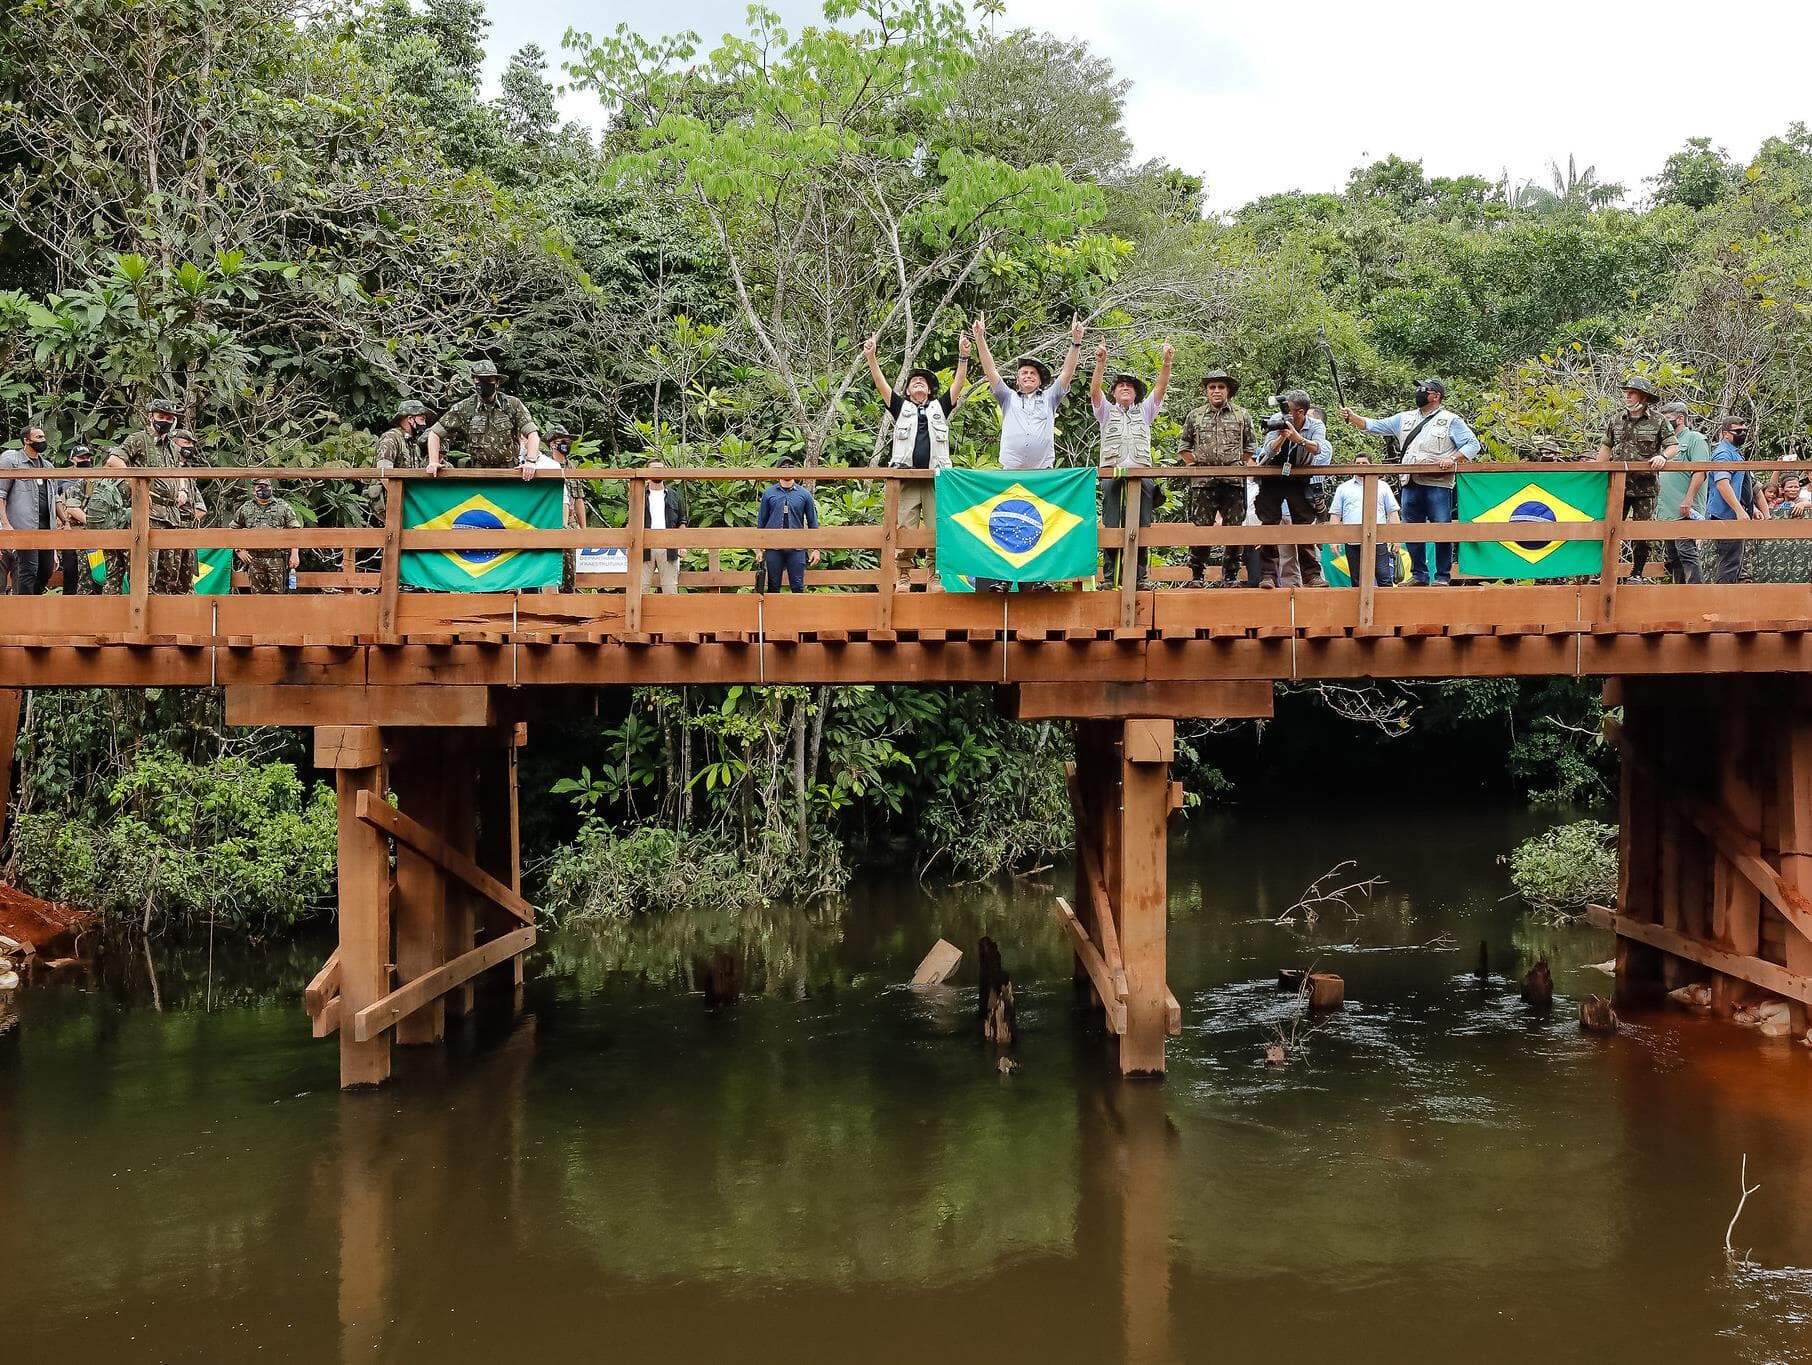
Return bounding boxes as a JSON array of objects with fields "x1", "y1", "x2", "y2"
[
  {"x1": 1327, "y1": 453, "x2": 1402, "y2": 587},
  {"x1": 1341, "y1": 379, "x2": 1481, "y2": 585},
  {"x1": 1706, "y1": 416, "x2": 1752, "y2": 584},
  {"x1": 973, "y1": 313, "x2": 1084, "y2": 470}
]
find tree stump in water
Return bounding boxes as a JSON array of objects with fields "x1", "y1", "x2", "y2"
[
  {"x1": 693, "y1": 949, "x2": 740, "y2": 1010},
  {"x1": 1475, "y1": 940, "x2": 1489, "y2": 983},
  {"x1": 1520, "y1": 959, "x2": 1554, "y2": 1011},
  {"x1": 1579, "y1": 994, "x2": 1618, "y2": 1033},
  {"x1": 979, "y1": 936, "x2": 1015, "y2": 1047}
]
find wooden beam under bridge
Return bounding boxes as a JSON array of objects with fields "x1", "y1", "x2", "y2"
[{"x1": 999, "y1": 680, "x2": 1273, "y2": 720}]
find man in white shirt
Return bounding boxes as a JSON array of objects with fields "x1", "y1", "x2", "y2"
[
  {"x1": 641, "y1": 457, "x2": 686, "y2": 594},
  {"x1": 1326, "y1": 453, "x2": 1402, "y2": 587},
  {"x1": 973, "y1": 312, "x2": 1085, "y2": 470}
]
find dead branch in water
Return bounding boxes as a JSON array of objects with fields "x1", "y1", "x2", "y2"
[
  {"x1": 1275, "y1": 859, "x2": 1387, "y2": 926},
  {"x1": 1726, "y1": 1153, "x2": 1761, "y2": 1262}
]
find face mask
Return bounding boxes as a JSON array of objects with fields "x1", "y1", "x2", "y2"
[
  {"x1": 152, "y1": 418, "x2": 175, "y2": 433},
  {"x1": 476, "y1": 380, "x2": 501, "y2": 399},
  {"x1": 256, "y1": 487, "x2": 273, "y2": 501},
  {"x1": 1730, "y1": 429, "x2": 1749, "y2": 448},
  {"x1": 25, "y1": 438, "x2": 46, "y2": 453},
  {"x1": 553, "y1": 442, "x2": 570, "y2": 456},
  {"x1": 1415, "y1": 385, "x2": 1438, "y2": 408}
]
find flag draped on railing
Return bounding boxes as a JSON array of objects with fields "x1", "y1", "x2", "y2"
[
  {"x1": 933, "y1": 467, "x2": 1098, "y2": 590},
  {"x1": 87, "y1": 547, "x2": 233, "y2": 592},
  {"x1": 1457, "y1": 470, "x2": 1609, "y2": 579},
  {"x1": 401, "y1": 480, "x2": 564, "y2": 591}
]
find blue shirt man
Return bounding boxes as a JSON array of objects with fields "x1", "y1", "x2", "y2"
[
  {"x1": 1340, "y1": 381, "x2": 1482, "y2": 585},
  {"x1": 757, "y1": 461, "x2": 819, "y2": 592},
  {"x1": 1706, "y1": 421, "x2": 1752, "y2": 583}
]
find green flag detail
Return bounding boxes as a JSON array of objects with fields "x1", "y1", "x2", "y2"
[
  {"x1": 401, "y1": 480, "x2": 563, "y2": 591},
  {"x1": 934, "y1": 467, "x2": 1097, "y2": 589},
  {"x1": 1457, "y1": 470, "x2": 1608, "y2": 580},
  {"x1": 194, "y1": 548, "x2": 233, "y2": 594}
]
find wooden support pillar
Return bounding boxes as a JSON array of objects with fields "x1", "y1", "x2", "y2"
[
  {"x1": 390, "y1": 739, "x2": 450, "y2": 1045},
  {"x1": 1114, "y1": 1082, "x2": 1172, "y2": 1365},
  {"x1": 1116, "y1": 720, "x2": 1173, "y2": 1077},
  {"x1": 442, "y1": 740, "x2": 478, "y2": 1020},
  {"x1": 1613, "y1": 690, "x2": 1666, "y2": 1008},
  {"x1": 1713, "y1": 708, "x2": 1763, "y2": 1015},
  {"x1": 330, "y1": 732, "x2": 391, "y2": 1088},
  {"x1": 1776, "y1": 688, "x2": 1812, "y2": 1034},
  {"x1": 0, "y1": 688, "x2": 20, "y2": 849}
]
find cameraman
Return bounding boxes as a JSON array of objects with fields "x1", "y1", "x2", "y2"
[
  {"x1": 1254, "y1": 390, "x2": 1329, "y2": 588},
  {"x1": 1341, "y1": 378, "x2": 1479, "y2": 586}
]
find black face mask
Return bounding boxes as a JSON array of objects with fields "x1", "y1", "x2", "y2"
[
  {"x1": 1415, "y1": 384, "x2": 1439, "y2": 408},
  {"x1": 476, "y1": 380, "x2": 501, "y2": 400},
  {"x1": 151, "y1": 418, "x2": 175, "y2": 433},
  {"x1": 256, "y1": 489, "x2": 273, "y2": 502},
  {"x1": 1729, "y1": 429, "x2": 1749, "y2": 448},
  {"x1": 25, "y1": 438, "x2": 47, "y2": 453},
  {"x1": 552, "y1": 441, "x2": 570, "y2": 456}
]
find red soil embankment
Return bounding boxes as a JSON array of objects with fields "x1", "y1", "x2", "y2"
[{"x1": 0, "y1": 883, "x2": 93, "y2": 953}]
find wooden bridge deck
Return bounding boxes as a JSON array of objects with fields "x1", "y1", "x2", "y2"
[{"x1": 1, "y1": 582, "x2": 1810, "y2": 694}]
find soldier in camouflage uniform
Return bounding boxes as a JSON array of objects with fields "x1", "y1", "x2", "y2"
[
  {"x1": 425, "y1": 360, "x2": 539, "y2": 476},
  {"x1": 55, "y1": 445, "x2": 101, "y2": 594},
  {"x1": 370, "y1": 398, "x2": 432, "y2": 518},
  {"x1": 86, "y1": 453, "x2": 133, "y2": 594},
  {"x1": 1178, "y1": 369, "x2": 1256, "y2": 587},
  {"x1": 1595, "y1": 374, "x2": 1678, "y2": 582},
  {"x1": 149, "y1": 428, "x2": 207, "y2": 594},
  {"x1": 230, "y1": 478, "x2": 303, "y2": 593},
  {"x1": 118, "y1": 397, "x2": 182, "y2": 468}
]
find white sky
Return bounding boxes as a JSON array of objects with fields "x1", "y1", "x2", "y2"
[{"x1": 486, "y1": 0, "x2": 1812, "y2": 211}]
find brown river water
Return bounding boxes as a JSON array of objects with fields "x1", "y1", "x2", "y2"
[{"x1": 3, "y1": 804, "x2": 1812, "y2": 1364}]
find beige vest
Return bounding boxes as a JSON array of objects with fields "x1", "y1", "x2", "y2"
[
  {"x1": 1099, "y1": 404, "x2": 1153, "y2": 468},
  {"x1": 1399, "y1": 408, "x2": 1459, "y2": 487},
  {"x1": 888, "y1": 399, "x2": 951, "y2": 469}
]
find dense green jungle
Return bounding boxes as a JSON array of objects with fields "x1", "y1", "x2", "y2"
[{"x1": 6, "y1": 0, "x2": 1808, "y2": 935}]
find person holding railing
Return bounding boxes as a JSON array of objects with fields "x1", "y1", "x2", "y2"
[
  {"x1": 371, "y1": 398, "x2": 432, "y2": 516},
  {"x1": 229, "y1": 478, "x2": 302, "y2": 593},
  {"x1": 1090, "y1": 339, "x2": 1173, "y2": 590},
  {"x1": 1705, "y1": 415, "x2": 1753, "y2": 584},
  {"x1": 0, "y1": 426, "x2": 57, "y2": 595},
  {"x1": 757, "y1": 456, "x2": 819, "y2": 593},
  {"x1": 425, "y1": 360, "x2": 539, "y2": 479},
  {"x1": 1340, "y1": 379, "x2": 1479, "y2": 587},
  {"x1": 1596, "y1": 375, "x2": 1678, "y2": 584},
  {"x1": 863, "y1": 330, "x2": 969, "y2": 590},
  {"x1": 149, "y1": 429, "x2": 207, "y2": 594},
  {"x1": 1656, "y1": 402, "x2": 1708, "y2": 584},
  {"x1": 54, "y1": 445, "x2": 101, "y2": 595}
]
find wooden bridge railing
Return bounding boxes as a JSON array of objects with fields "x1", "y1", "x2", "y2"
[{"x1": 4, "y1": 462, "x2": 1810, "y2": 642}]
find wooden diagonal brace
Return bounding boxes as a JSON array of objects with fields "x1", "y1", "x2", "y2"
[
  {"x1": 355, "y1": 788, "x2": 534, "y2": 926},
  {"x1": 1605, "y1": 716, "x2": 1812, "y2": 945},
  {"x1": 352, "y1": 926, "x2": 536, "y2": 1042},
  {"x1": 1053, "y1": 897, "x2": 1127, "y2": 1035},
  {"x1": 304, "y1": 948, "x2": 340, "y2": 1016},
  {"x1": 1065, "y1": 765, "x2": 1129, "y2": 1000},
  {"x1": 1586, "y1": 905, "x2": 1812, "y2": 1004}
]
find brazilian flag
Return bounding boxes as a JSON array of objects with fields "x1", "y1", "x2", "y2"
[
  {"x1": 85, "y1": 547, "x2": 232, "y2": 592},
  {"x1": 934, "y1": 467, "x2": 1097, "y2": 590},
  {"x1": 1457, "y1": 470, "x2": 1608, "y2": 579},
  {"x1": 1321, "y1": 544, "x2": 1413, "y2": 587},
  {"x1": 401, "y1": 480, "x2": 563, "y2": 591},
  {"x1": 194, "y1": 548, "x2": 233, "y2": 594}
]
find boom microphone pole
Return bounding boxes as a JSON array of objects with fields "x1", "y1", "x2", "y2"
[{"x1": 1316, "y1": 325, "x2": 1345, "y2": 411}]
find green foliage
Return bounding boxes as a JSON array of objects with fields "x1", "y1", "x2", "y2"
[
  {"x1": 5, "y1": 753, "x2": 337, "y2": 933},
  {"x1": 1507, "y1": 820, "x2": 1619, "y2": 918},
  {"x1": 541, "y1": 822, "x2": 848, "y2": 920}
]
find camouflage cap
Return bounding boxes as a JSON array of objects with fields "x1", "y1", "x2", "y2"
[
  {"x1": 1658, "y1": 400, "x2": 1690, "y2": 417},
  {"x1": 395, "y1": 398, "x2": 430, "y2": 419},
  {"x1": 253, "y1": 476, "x2": 274, "y2": 490},
  {"x1": 545, "y1": 423, "x2": 574, "y2": 439},
  {"x1": 1199, "y1": 369, "x2": 1240, "y2": 396},
  {"x1": 1623, "y1": 374, "x2": 1661, "y2": 400},
  {"x1": 148, "y1": 398, "x2": 183, "y2": 417},
  {"x1": 469, "y1": 359, "x2": 504, "y2": 380}
]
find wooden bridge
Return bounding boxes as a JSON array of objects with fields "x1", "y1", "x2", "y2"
[{"x1": 4, "y1": 462, "x2": 1812, "y2": 1084}]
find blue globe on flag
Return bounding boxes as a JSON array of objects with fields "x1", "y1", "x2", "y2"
[
  {"x1": 1508, "y1": 500, "x2": 1557, "y2": 551},
  {"x1": 988, "y1": 498, "x2": 1044, "y2": 556},
  {"x1": 453, "y1": 506, "x2": 505, "y2": 563}
]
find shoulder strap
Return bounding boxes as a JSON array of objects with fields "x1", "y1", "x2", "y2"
[{"x1": 1395, "y1": 409, "x2": 1442, "y2": 458}]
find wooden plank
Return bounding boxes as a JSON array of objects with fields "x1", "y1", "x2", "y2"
[
  {"x1": 355, "y1": 787, "x2": 535, "y2": 926},
  {"x1": 351, "y1": 927, "x2": 536, "y2": 1042},
  {"x1": 1597, "y1": 468, "x2": 1626, "y2": 624},
  {"x1": 314, "y1": 726, "x2": 384, "y2": 770},
  {"x1": 311, "y1": 996, "x2": 341, "y2": 1038},
  {"x1": 1357, "y1": 467, "x2": 1379, "y2": 628},
  {"x1": 1778, "y1": 715, "x2": 1812, "y2": 1029},
  {"x1": 1164, "y1": 988, "x2": 1182, "y2": 1037},
  {"x1": 127, "y1": 478, "x2": 150, "y2": 639},
  {"x1": 879, "y1": 477, "x2": 901, "y2": 627},
  {"x1": 1001, "y1": 680, "x2": 1273, "y2": 720},
  {"x1": 1118, "y1": 475, "x2": 1142, "y2": 628},
  {"x1": 377, "y1": 478, "x2": 403, "y2": 643},
  {"x1": 1587, "y1": 907, "x2": 1812, "y2": 1005},
  {"x1": 910, "y1": 938, "x2": 963, "y2": 986},
  {"x1": 1115, "y1": 720, "x2": 1171, "y2": 1076},
  {"x1": 304, "y1": 948, "x2": 341, "y2": 1014},
  {"x1": 1052, "y1": 897, "x2": 1127, "y2": 1034},
  {"x1": 336, "y1": 763, "x2": 392, "y2": 1087},
  {"x1": 229, "y1": 684, "x2": 495, "y2": 728},
  {"x1": 625, "y1": 475, "x2": 647, "y2": 634}
]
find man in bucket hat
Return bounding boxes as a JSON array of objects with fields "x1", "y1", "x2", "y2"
[
  {"x1": 1595, "y1": 373, "x2": 1678, "y2": 583},
  {"x1": 1090, "y1": 337, "x2": 1174, "y2": 589},
  {"x1": 426, "y1": 359, "x2": 539, "y2": 478},
  {"x1": 1178, "y1": 368, "x2": 1256, "y2": 586},
  {"x1": 863, "y1": 329, "x2": 970, "y2": 588}
]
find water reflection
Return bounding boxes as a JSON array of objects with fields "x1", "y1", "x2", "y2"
[{"x1": 6, "y1": 806, "x2": 1812, "y2": 1363}]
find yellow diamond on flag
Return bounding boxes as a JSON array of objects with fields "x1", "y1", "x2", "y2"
[
  {"x1": 948, "y1": 482, "x2": 1084, "y2": 570},
  {"x1": 414, "y1": 492, "x2": 536, "y2": 578},
  {"x1": 1469, "y1": 479, "x2": 1596, "y2": 565},
  {"x1": 193, "y1": 558, "x2": 218, "y2": 589}
]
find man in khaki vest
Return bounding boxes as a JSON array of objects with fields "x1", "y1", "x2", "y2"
[{"x1": 1089, "y1": 339, "x2": 1173, "y2": 589}]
